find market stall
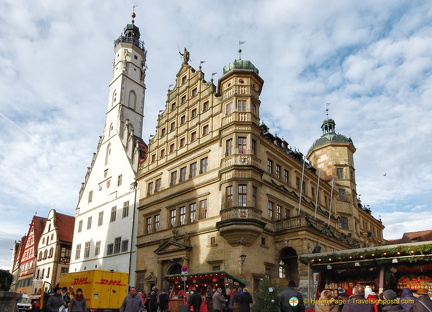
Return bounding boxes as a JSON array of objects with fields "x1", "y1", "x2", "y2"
[
  {"x1": 300, "y1": 241, "x2": 432, "y2": 303},
  {"x1": 164, "y1": 271, "x2": 246, "y2": 311}
]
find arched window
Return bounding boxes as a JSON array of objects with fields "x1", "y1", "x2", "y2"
[
  {"x1": 49, "y1": 247, "x2": 54, "y2": 258},
  {"x1": 43, "y1": 250, "x2": 48, "y2": 260},
  {"x1": 105, "y1": 143, "x2": 111, "y2": 165},
  {"x1": 108, "y1": 123, "x2": 113, "y2": 137},
  {"x1": 128, "y1": 90, "x2": 137, "y2": 110},
  {"x1": 112, "y1": 90, "x2": 117, "y2": 108},
  {"x1": 38, "y1": 251, "x2": 42, "y2": 261}
]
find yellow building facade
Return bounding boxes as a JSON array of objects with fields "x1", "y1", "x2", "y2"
[{"x1": 135, "y1": 54, "x2": 384, "y2": 294}]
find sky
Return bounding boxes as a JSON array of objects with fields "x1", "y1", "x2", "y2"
[{"x1": 1, "y1": 0, "x2": 431, "y2": 270}]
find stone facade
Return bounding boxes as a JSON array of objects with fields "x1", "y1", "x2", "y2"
[{"x1": 135, "y1": 55, "x2": 384, "y2": 294}]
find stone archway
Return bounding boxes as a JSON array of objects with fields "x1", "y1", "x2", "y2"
[
  {"x1": 168, "y1": 264, "x2": 182, "y2": 275},
  {"x1": 278, "y1": 247, "x2": 299, "y2": 283}
]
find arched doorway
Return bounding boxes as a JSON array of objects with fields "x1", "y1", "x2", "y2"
[
  {"x1": 278, "y1": 247, "x2": 299, "y2": 283},
  {"x1": 169, "y1": 264, "x2": 182, "y2": 275}
]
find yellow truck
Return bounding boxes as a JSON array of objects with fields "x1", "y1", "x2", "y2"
[{"x1": 47, "y1": 270, "x2": 129, "y2": 312}]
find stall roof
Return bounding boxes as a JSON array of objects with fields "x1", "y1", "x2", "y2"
[
  {"x1": 164, "y1": 270, "x2": 246, "y2": 287},
  {"x1": 300, "y1": 241, "x2": 432, "y2": 266}
]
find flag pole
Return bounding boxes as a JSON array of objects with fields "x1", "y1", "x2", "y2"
[
  {"x1": 298, "y1": 157, "x2": 306, "y2": 216},
  {"x1": 314, "y1": 169, "x2": 320, "y2": 220},
  {"x1": 328, "y1": 178, "x2": 334, "y2": 226}
]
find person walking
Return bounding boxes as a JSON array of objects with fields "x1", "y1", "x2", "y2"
[
  {"x1": 399, "y1": 288, "x2": 416, "y2": 312},
  {"x1": 61, "y1": 287, "x2": 71, "y2": 311},
  {"x1": 206, "y1": 287, "x2": 214, "y2": 312},
  {"x1": 69, "y1": 288, "x2": 87, "y2": 312},
  {"x1": 380, "y1": 289, "x2": 403, "y2": 311},
  {"x1": 238, "y1": 288, "x2": 253, "y2": 312},
  {"x1": 158, "y1": 289, "x2": 170, "y2": 312},
  {"x1": 189, "y1": 291, "x2": 203, "y2": 312},
  {"x1": 213, "y1": 288, "x2": 228, "y2": 312},
  {"x1": 341, "y1": 285, "x2": 373, "y2": 312},
  {"x1": 46, "y1": 287, "x2": 64, "y2": 312},
  {"x1": 314, "y1": 290, "x2": 340, "y2": 312},
  {"x1": 412, "y1": 288, "x2": 432, "y2": 312},
  {"x1": 280, "y1": 280, "x2": 305, "y2": 312},
  {"x1": 120, "y1": 287, "x2": 144, "y2": 312},
  {"x1": 230, "y1": 288, "x2": 239, "y2": 311},
  {"x1": 149, "y1": 287, "x2": 159, "y2": 312}
]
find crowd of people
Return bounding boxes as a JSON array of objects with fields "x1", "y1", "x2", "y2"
[
  {"x1": 118, "y1": 285, "x2": 253, "y2": 312},
  {"x1": 34, "y1": 281, "x2": 431, "y2": 312},
  {"x1": 43, "y1": 286, "x2": 86, "y2": 312},
  {"x1": 278, "y1": 282, "x2": 432, "y2": 312}
]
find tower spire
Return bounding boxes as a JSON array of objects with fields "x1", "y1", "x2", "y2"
[{"x1": 326, "y1": 102, "x2": 331, "y2": 119}]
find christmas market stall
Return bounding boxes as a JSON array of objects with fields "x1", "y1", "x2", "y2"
[
  {"x1": 164, "y1": 271, "x2": 246, "y2": 311},
  {"x1": 300, "y1": 241, "x2": 432, "y2": 303}
]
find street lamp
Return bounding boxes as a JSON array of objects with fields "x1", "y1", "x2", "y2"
[
  {"x1": 240, "y1": 253, "x2": 247, "y2": 278},
  {"x1": 240, "y1": 253, "x2": 247, "y2": 265},
  {"x1": 312, "y1": 243, "x2": 322, "y2": 253}
]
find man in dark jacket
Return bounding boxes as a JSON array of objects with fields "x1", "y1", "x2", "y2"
[
  {"x1": 412, "y1": 288, "x2": 432, "y2": 312},
  {"x1": 158, "y1": 289, "x2": 170, "y2": 312},
  {"x1": 280, "y1": 280, "x2": 305, "y2": 312},
  {"x1": 399, "y1": 288, "x2": 416, "y2": 312},
  {"x1": 380, "y1": 289, "x2": 403, "y2": 311},
  {"x1": 238, "y1": 288, "x2": 253, "y2": 312},
  {"x1": 341, "y1": 285, "x2": 373, "y2": 312},
  {"x1": 149, "y1": 287, "x2": 159, "y2": 312},
  {"x1": 61, "y1": 287, "x2": 71, "y2": 310},
  {"x1": 46, "y1": 287, "x2": 64, "y2": 312},
  {"x1": 120, "y1": 287, "x2": 144, "y2": 312},
  {"x1": 189, "y1": 291, "x2": 202, "y2": 312}
]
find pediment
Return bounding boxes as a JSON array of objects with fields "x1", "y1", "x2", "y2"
[
  {"x1": 154, "y1": 240, "x2": 192, "y2": 255},
  {"x1": 145, "y1": 272, "x2": 157, "y2": 282}
]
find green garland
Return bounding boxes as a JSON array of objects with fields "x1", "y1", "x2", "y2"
[{"x1": 300, "y1": 244, "x2": 432, "y2": 264}]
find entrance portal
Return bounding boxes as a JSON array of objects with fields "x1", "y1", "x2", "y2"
[{"x1": 278, "y1": 247, "x2": 299, "y2": 283}]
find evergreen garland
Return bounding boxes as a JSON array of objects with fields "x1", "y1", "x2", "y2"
[{"x1": 300, "y1": 243, "x2": 432, "y2": 264}]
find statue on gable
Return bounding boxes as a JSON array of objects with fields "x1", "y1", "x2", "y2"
[{"x1": 179, "y1": 47, "x2": 190, "y2": 64}]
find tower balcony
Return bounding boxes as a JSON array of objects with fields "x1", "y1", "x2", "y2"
[
  {"x1": 114, "y1": 35, "x2": 145, "y2": 51},
  {"x1": 221, "y1": 154, "x2": 262, "y2": 169},
  {"x1": 222, "y1": 112, "x2": 260, "y2": 126},
  {"x1": 216, "y1": 206, "x2": 266, "y2": 247}
]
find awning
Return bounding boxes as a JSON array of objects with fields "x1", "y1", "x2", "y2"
[
  {"x1": 299, "y1": 241, "x2": 432, "y2": 267},
  {"x1": 164, "y1": 270, "x2": 247, "y2": 287}
]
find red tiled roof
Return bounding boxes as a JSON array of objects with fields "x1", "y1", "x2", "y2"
[
  {"x1": 55, "y1": 212, "x2": 75, "y2": 243},
  {"x1": 386, "y1": 230, "x2": 432, "y2": 244},
  {"x1": 401, "y1": 230, "x2": 432, "y2": 243}
]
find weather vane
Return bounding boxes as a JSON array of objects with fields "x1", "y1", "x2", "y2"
[
  {"x1": 238, "y1": 41, "x2": 245, "y2": 60},
  {"x1": 132, "y1": 5, "x2": 137, "y2": 23},
  {"x1": 326, "y1": 103, "x2": 331, "y2": 118}
]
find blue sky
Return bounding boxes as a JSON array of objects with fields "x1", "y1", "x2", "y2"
[{"x1": 1, "y1": 0, "x2": 431, "y2": 269}]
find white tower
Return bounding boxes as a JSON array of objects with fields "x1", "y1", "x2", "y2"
[{"x1": 69, "y1": 13, "x2": 147, "y2": 286}]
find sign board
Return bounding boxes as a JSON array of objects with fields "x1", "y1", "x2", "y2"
[
  {"x1": 181, "y1": 276, "x2": 187, "y2": 282},
  {"x1": 181, "y1": 266, "x2": 188, "y2": 275}
]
